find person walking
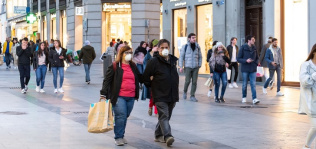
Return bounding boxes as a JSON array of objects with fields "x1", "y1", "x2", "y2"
[
  {"x1": 227, "y1": 37, "x2": 239, "y2": 88},
  {"x1": 79, "y1": 40, "x2": 96, "y2": 84},
  {"x1": 209, "y1": 42, "x2": 230, "y2": 103},
  {"x1": 262, "y1": 38, "x2": 284, "y2": 96},
  {"x1": 2, "y1": 37, "x2": 13, "y2": 69},
  {"x1": 179, "y1": 33, "x2": 202, "y2": 102},
  {"x1": 299, "y1": 44, "x2": 316, "y2": 149},
  {"x1": 48, "y1": 40, "x2": 67, "y2": 93},
  {"x1": 16, "y1": 38, "x2": 32, "y2": 94},
  {"x1": 100, "y1": 46, "x2": 142, "y2": 146},
  {"x1": 206, "y1": 41, "x2": 218, "y2": 98},
  {"x1": 33, "y1": 42, "x2": 49, "y2": 93},
  {"x1": 11, "y1": 38, "x2": 20, "y2": 69},
  {"x1": 102, "y1": 42, "x2": 115, "y2": 62},
  {"x1": 237, "y1": 35, "x2": 260, "y2": 104},
  {"x1": 49, "y1": 39, "x2": 54, "y2": 48},
  {"x1": 259, "y1": 37, "x2": 275, "y2": 88},
  {"x1": 134, "y1": 41, "x2": 147, "y2": 74}
]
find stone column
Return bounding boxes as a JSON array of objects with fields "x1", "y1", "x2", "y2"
[
  {"x1": 56, "y1": 0, "x2": 60, "y2": 40},
  {"x1": 37, "y1": 0, "x2": 41, "y2": 40},
  {"x1": 66, "y1": 0, "x2": 75, "y2": 50},
  {"x1": 212, "y1": 1, "x2": 226, "y2": 45},
  {"x1": 46, "y1": 0, "x2": 50, "y2": 41},
  {"x1": 308, "y1": 0, "x2": 316, "y2": 50},
  {"x1": 131, "y1": 0, "x2": 160, "y2": 50},
  {"x1": 226, "y1": 0, "x2": 241, "y2": 46}
]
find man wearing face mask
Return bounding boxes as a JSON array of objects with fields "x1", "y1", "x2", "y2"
[
  {"x1": 179, "y1": 33, "x2": 202, "y2": 102},
  {"x1": 143, "y1": 39, "x2": 179, "y2": 146}
]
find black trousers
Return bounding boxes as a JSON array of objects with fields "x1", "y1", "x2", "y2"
[
  {"x1": 228, "y1": 62, "x2": 239, "y2": 83},
  {"x1": 155, "y1": 102, "x2": 176, "y2": 139},
  {"x1": 18, "y1": 65, "x2": 30, "y2": 89}
]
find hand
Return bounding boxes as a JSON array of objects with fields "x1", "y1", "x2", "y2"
[
  {"x1": 179, "y1": 68, "x2": 183, "y2": 73},
  {"x1": 271, "y1": 62, "x2": 277, "y2": 66},
  {"x1": 258, "y1": 63, "x2": 261, "y2": 66},
  {"x1": 246, "y1": 58, "x2": 253, "y2": 63},
  {"x1": 34, "y1": 69, "x2": 36, "y2": 71},
  {"x1": 210, "y1": 73, "x2": 213, "y2": 77},
  {"x1": 150, "y1": 76, "x2": 153, "y2": 80},
  {"x1": 59, "y1": 56, "x2": 64, "y2": 59},
  {"x1": 100, "y1": 96, "x2": 106, "y2": 100},
  {"x1": 225, "y1": 63, "x2": 229, "y2": 68}
]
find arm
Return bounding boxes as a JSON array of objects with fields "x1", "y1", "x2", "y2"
[
  {"x1": 265, "y1": 49, "x2": 273, "y2": 64},
  {"x1": 300, "y1": 63, "x2": 315, "y2": 88},
  {"x1": 198, "y1": 46, "x2": 202, "y2": 67},
  {"x1": 178, "y1": 45, "x2": 185, "y2": 68},
  {"x1": 143, "y1": 59, "x2": 155, "y2": 88},
  {"x1": 79, "y1": 48, "x2": 83, "y2": 61},
  {"x1": 237, "y1": 47, "x2": 247, "y2": 63},
  {"x1": 32, "y1": 52, "x2": 36, "y2": 69},
  {"x1": 206, "y1": 50, "x2": 211, "y2": 62},
  {"x1": 16, "y1": 46, "x2": 24, "y2": 56},
  {"x1": 100, "y1": 64, "x2": 115, "y2": 97},
  {"x1": 259, "y1": 46, "x2": 266, "y2": 63},
  {"x1": 92, "y1": 48, "x2": 96, "y2": 60},
  {"x1": 223, "y1": 56, "x2": 231, "y2": 64},
  {"x1": 48, "y1": 50, "x2": 54, "y2": 64}
]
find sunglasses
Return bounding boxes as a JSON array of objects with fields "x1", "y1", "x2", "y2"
[{"x1": 124, "y1": 51, "x2": 133, "y2": 54}]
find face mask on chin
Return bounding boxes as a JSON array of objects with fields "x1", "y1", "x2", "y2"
[{"x1": 125, "y1": 54, "x2": 132, "y2": 61}]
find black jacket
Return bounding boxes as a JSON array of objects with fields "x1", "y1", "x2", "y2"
[
  {"x1": 33, "y1": 50, "x2": 49, "y2": 70},
  {"x1": 79, "y1": 45, "x2": 96, "y2": 64},
  {"x1": 16, "y1": 46, "x2": 32, "y2": 65},
  {"x1": 237, "y1": 43, "x2": 259, "y2": 72},
  {"x1": 143, "y1": 54, "x2": 179, "y2": 103},
  {"x1": 48, "y1": 47, "x2": 67, "y2": 67},
  {"x1": 206, "y1": 49, "x2": 213, "y2": 62},
  {"x1": 227, "y1": 44, "x2": 239, "y2": 63},
  {"x1": 100, "y1": 62, "x2": 143, "y2": 106}
]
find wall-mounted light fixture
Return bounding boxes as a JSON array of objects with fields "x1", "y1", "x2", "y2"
[
  {"x1": 164, "y1": 9, "x2": 168, "y2": 14},
  {"x1": 216, "y1": 0, "x2": 225, "y2": 6},
  {"x1": 187, "y1": 6, "x2": 192, "y2": 11}
]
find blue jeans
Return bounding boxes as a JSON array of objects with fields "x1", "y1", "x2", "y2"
[
  {"x1": 242, "y1": 72, "x2": 257, "y2": 100},
  {"x1": 213, "y1": 71, "x2": 228, "y2": 98},
  {"x1": 5, "y1": 53, "x2": 11, "y2": 66},
  {"x1": 113, "y1": 97, "x2": 135, "y2": 139},
  {"x1": 84, "y1": 63, "x2": 91, "y2": 82},
  {"x1": 264, "y1": 66, "x2": 281, "y2": 92},
  {"x1": 52, "y1": 67, "x2": 64, "y2": 89},
  {"x1": 35, "y1": 65, "x2": 47, "y2": 89}
]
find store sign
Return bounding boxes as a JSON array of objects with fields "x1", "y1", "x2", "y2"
[
  {"x1": 198, "y1": 0, "x2": 211, "y2": 2},
  {"x1": 170, "y1": 0, "x2": 180, "y2": 2},
  {"x1": 14, "y1": 6, "x2": 26, "y2": 14},
  {"x1": 103, "y1": 3, "x2": 131, "y2": 11},
  {"x1": 175, "y1": 2, "x2": 186, "y2": 7},
  {"x1": 76, "y1": 7, "x2": 84, "y2": 16}
]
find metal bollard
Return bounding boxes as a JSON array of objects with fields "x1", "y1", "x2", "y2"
[{"x1": 103, "y1": 55, "x2": 112, "y2": 78}]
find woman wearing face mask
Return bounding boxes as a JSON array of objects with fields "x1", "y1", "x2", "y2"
[
  {"x1": 209, "y1": 42, "x2": 230, "y2": 103},
  {"x1": 143, "y1": 39, "x2": 179, "y2": 147},
  {"x1": 100, "y1": 46, "x2": 143, "y2": 146}
]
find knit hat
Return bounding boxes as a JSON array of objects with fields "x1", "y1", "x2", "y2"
[
  {"x1": 152, "y1": 39, "x2": 159, "y2": 47},
  {"x1": 215, "y1": 42, "x2": 224, "y2": 48}
]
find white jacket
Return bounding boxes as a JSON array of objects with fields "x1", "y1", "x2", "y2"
[{"x1": 299, "y1": 60, "x2": 316, "y2": 117}]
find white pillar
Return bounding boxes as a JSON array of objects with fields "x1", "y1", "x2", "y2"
[
  {"x1": 37, "y1": 0, "x2": 41, "y2": 40},
  {"x1": 56, "y1": 0, "x2": 60, "y2": 40},
  {"x1": 46, "y1": 0, "x2": 50, "y2": 41},
  {"x1": 309, "y1": 0, "x2": 316, "y2": 50}
]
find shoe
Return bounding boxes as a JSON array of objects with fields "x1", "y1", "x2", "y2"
[
  {"x1": 269, "y1": 80, "x2": 274, "y2": 90},
  {"x1": 253, "y1": 99, "x2": 260, "y2": 104},
  {"x1": 242, "y1": 98, "x2": 247, "y2": 103},
  {"x1": 115, "y1": 138, "x2": 124, "y2": 146},
  {"x1": 35, "y1": 86, "x2": 40, "y2": 92},
  {"x1": 21, "y1": 89, "x2": 26, "y2": 94},
  {"x1": 54, "y1": 89, "x2": 58, "y2": 93},
  {"x1": 190, "y1": 96, "x2": 198, "y2": 102},
  {"x1": 40, "y1": 89, "x2": 45, "y2": 93},
  {"x1": 87, "y1": 81, "x2": 90, "y2": 84},
  {"x1": 276, "y1": 91, "x2": 284, "y2": 96},
  {"x1": 166, "y1": 137, "x2": 174, "y2": 147},
  {"x1": 58, "y1": 88, "x2": 64, "y2": 93},
  {"x1": 207, "y1": 90, "x2": 212, "y2": 97},
  {"x1": 8, "y1": 65, "x2": 11, "y2": 68},
  {"x1": 215, "y1": 98, "x2": 220, "y2": 103},
  {"x1": 6, "y1": 66, "x2": 9, "y2": 69},
  {"x1": 122, "y1": 138, "x2": 127, "y2": 144},
  {"x1": 220, "y1": 97, "x2": 225, "y2": 103},
  {"x1": 233, "y1": 82, "x2": 238, "y2": 88},
  {"x1": 154, "y1": 136, "x2": 165, "y2": 143},
  {"x1": 303, "y1": 145, "x2": 311, "y2": 149},
  {"x1": 228, "y1": 84, "x2": 233, "y2": 88},
  {"x1": 148, "y1": 107, "x2": 153, "y2": 116},
  {"x1": 24, "y1": 85, "x2": 28, "y2": 91},
  {"x1": 183, "y1": 93, "x2": 187, "y2": 100},
  {"x1": 262, "y1": 87, "x2": 267, "y2": 94}
]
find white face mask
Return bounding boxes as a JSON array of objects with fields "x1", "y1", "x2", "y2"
[
  {"x1": 125, "y1": 54, "x2": 132, "y2": 61},
  {"x1": 162, "y1": 49, "x2": 169, "y2": 57}
]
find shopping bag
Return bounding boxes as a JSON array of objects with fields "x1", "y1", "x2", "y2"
[
  {"x1": 0, "y1": 55, "x2": 3, "y2": 66},
  {"x1": 256, "y1": 66, "x2": 264, "y2": 77},
  {"x1": 88, "y1": 99, "x2": 114, "y2": 133},
  {"x1": 204, "y1": 77, "x2": 213, "y2": 87},
  {"x1": 73, "y1": 51, "x2": 79, "y2": 60},
  {"x1": 226, "y1": 68, "x2": 231, "y2": 80}
]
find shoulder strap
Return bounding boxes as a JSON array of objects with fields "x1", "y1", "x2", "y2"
[{"x1": 184, "y1": 44, "x2": 188, "y2": 54}]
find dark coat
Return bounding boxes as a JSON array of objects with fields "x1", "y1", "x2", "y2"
[
  {"x1": 258, "y1": 43, "x2": 271, "y2": 67},
  {"x1": 206, "y1": 49, "x2": 213, "y2": 62},
  {"x1": 16, "y1": 46, "x2": 32, "y2": 66},
  {"x1": 33, "y1": 50, "x2": 49, "y2": 70},
  {"x1": 237, "y1": 43, "x2": 259, "y2": 73},
  {"x1": 227, "y1": 44, "x2": 239, "y2": 63},
  {"x1": 143, "y1": 54, "x2": 179, "y2": 103},
  {"x1": 79, "y1": 45, "x2": 96, "y2": 64},
  {"x1": 48, "y1": 47, "x2": 67, "y2": 67},
  {"x1": 100, "y1": 62, "x2": 143, "y2": 106}
]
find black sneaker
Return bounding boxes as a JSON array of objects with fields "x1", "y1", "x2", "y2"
[
  {"x1": 215, "y1": 98, "x2": 220, "y2": 103},
  {"x1": 220, "y1": 97, "x2": 225, "y2": 103}
]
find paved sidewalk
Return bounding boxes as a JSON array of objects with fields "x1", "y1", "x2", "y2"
[{"x1": 0, "y1": 64, "x2": 312, "y2": 149}]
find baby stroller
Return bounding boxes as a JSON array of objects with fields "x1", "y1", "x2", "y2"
[{"x1": 73, "y1": 50, "x2": 81, "y2": 66}]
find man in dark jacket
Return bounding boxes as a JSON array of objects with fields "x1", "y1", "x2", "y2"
[
  {"x1": 79, "y1": 40, "x2": 96, "y2": 84},
  {"x1": 143, "y1": 39, "x2": 179, "y2": 147},
  {"x1": 227, "y1": 37, "x2": 239, "y2": 88},
  {"x1": 16, "y1": 37, "x2": 32, "y2": 94},
  {"x1": 237, "y1": 35, "x2": 260, "y2": 104}
]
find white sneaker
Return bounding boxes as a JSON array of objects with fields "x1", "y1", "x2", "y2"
[
  {"x1": 228, "y1": 84, "x2": 233, "y2": 89},
  {"x1": 40, "y1": 89, "x2": 45, "y2": 93},
  {"x1": 54, "y1": 89, "x2": 58, "y2": 93},
  {"x1": 303, "y1": 145, "x2": 311, "y2": 149},
  {"x1": 207, "y1": 90, "x2": 212, "y2": 97},
  {"x1": 25, "y1": 85, "x2": 28, "y2": 91},
  {"x1": 253, "y1": 99, "x2": 260, "y2": 104},
  {"x1": 262, "y1": 87, "x2": 267, "y2": 94},
  {"x1": 21, "y1": 89, "x2": 26, "y2": 94},
  {"x1": 276, "y1": 91, "x2": 284, "y2": 96},
  {"x1": 242, "y1": 98, "x2": 247, "y2": 103},
  {"x1": 58, "y1": 88, "x2": 64, "y2": 93},
  {"x1": 35, "y1": 86, "x2": 40, "y2": 92},
  {"x1": 233, "y1": 82, "x2": 238, "y2": 88}
]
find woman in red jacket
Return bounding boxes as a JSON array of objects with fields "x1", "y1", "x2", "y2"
[{"x1": 100, "y1": 46, "x2": 142, "y2": 146}]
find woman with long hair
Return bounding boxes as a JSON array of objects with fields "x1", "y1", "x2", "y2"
[
  {"x1": 300, "y1": 44, "x2": 316, "y2": 149},
  {"x1": 209, "y1": 42, "x2": 230, "y2": 103},
  {"x1": 100, "y1": 46, "x2": 142, "y2": 146},
  {"x1": 48, "y1": 40, "x2": 67, "y2": 93},
  {"x1": 33, "y1": 42, "x2": 49, "y2": 93},
  {"x1": 206, "y1": 41, "x2": 218, "y2": 98},
  {"x1": 11, "y1": 38, "x2": 20, "y2": 69}
]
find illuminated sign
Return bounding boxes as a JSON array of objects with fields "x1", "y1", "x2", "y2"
[
  {"x1": 198, "y1": 0, "x2": 211, "y2": 2},
  {"x1": 175, "y1": 2, "x2": 186, "y2": 7},
  {"x1": 103, "y1": 3, "x2": 131, "y2": 11}
]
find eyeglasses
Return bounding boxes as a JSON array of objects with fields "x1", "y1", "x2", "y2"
[{"x1": 124, "y1": 51, "x2": 133, "y2": 54}]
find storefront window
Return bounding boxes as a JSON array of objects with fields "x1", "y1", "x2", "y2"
[
  {"x1": 173, "y1": 8, "x2": 187, "y2": 58},
  {"x1": 197, "y1": 4, "x2": 213, "y2": 74}
]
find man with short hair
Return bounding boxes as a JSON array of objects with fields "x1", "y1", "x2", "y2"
[
  {"x1": 16, "y1": 37, "x2": 32, "y2": 94},
  {"x1": 262, "y1": 38, "x2": 284, "y2": 96},
  {"x1": 237, "y1": 35, "x2": 260, "y2": 104},
  {"x1": 259, "y1": 37, "x2": 275, "y2": 87},
  {"x1": 49, "y1": 39, "x2": 54, "y2": 48},
  {"x1": 2, "y1": 37, "x2": 13, "y2": 69},
  {"x1": 179, "y1": 33, "x2": 202, "y2": 102},
  {"x1": 227, "y1": 37, "x2": 239, "y2": 88},
  {"x1": 79, "y1": 40, "x2": 96, "y2": 84}
]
